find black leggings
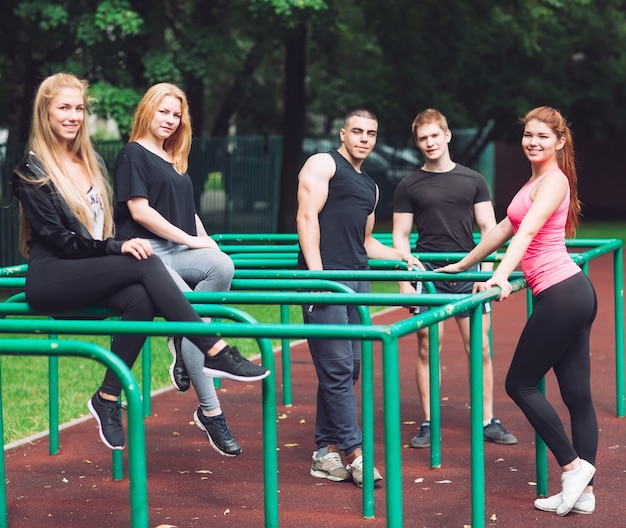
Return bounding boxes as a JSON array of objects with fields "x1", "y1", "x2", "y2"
[
  {"x1": 505, "y1": 272, "x2": 598, "y2": 469},
  {"x1": 26, "y1": 245, "x2": 220, "y2": 396}
]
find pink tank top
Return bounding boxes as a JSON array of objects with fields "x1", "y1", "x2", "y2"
[{"x1": 506, "y1": 168, "x2": 580, "y2": 295}]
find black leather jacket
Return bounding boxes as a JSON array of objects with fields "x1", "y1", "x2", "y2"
[{"x1": 12, "y1": 152, "x2": 123, "y2": 259}]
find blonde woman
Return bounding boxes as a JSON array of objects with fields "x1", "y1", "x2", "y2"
[
  {"x1": 114, "y1": 83, "x2": 241, "y2": 456},
  {"x1": 12, "y1": 73, "x2": 269, "y2": 451}
]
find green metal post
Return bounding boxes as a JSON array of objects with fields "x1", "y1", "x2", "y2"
[
  {"x1": 141, "y1": 338, "x2": 152, "y2": 417},
  {"x1": 0, "y1": 359, "x2": 6, "y2": 528},
  {"x1": 381, "y1": 337, "x2": 403, "y2": 528},
  {"x1": 614, "y1": 246, "x2": 625, "y2": 417},
  {"x1": 260, "y1": 339, "x2": 279, "y2": 528},
  {"x1": 428, "y1": 322, "x2": 441, "y2": 468},
  {"x1": 361, "y1": 338, "x2": 376, "y2": 518},
  {"x1": 47, "y1": 330, "x2": 60, "y2": 456},
  {"x1": 279, "y1": 304, "x2": 292, "y2": 406},
  {"x1": 469, "y1": 306, "x2": 485, "y2": 528},
  {"x1": 0, "y1": 340, "x2": 149, "y2": 528}
]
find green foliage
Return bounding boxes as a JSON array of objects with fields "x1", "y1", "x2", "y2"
[
  {"x1": 90, "y1": 82, "x2": 142, "y2": 139},
  {"x1": 13, "y1": 2, "x2": 68, "y2": 29},
  {"x1": 250, "y1": 0, "x2": 327, "y2": 16}
]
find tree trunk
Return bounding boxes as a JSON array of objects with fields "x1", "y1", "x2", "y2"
[{"x1": 277, "y1": 23, "x2": 307, "y2": 233}]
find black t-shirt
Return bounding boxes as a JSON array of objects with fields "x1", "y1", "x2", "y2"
[
  {"x1": 113, "y1": 142, "x2": 197, "y2": 240},
  {"x1": 393, "y1": 164, "x2": 491, "y2": 253},
  {"x1": 298, "y1": 150, "x2": 377, "y2": 270}
]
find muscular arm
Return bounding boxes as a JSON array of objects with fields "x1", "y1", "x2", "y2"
[
  {"x1": 392, "y1": 212, "x2": 421, "y2": 294},
  {"x1": 295, "y1": 153, "x2": 335, "y2": 270}
]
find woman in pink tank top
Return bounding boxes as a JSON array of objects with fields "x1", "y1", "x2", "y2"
[{"x1": 438, "y1": 106, "x2": 598, "y2": 517}]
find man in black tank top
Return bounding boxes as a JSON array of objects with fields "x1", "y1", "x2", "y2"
[{"x1": 296, "y1": 108, "x2": 414, "y2": 488}]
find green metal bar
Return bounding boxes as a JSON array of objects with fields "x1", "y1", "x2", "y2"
[
  {"x1": 428, "y1": 321, "x2": 441, "y2": 468},
  {"x1": 0, "y1": 339, "x2": 148, "y2": 528},
  {"x1": 47, "y1": 330, "x2": 60, "y2": 456},
  {"x1": 361, "y1": 337, "x2": 376, "y2": 518},
  {"x1": 278, "y1": 305, "x2": 292, "y2": 406},
  {"x1": 0, "y1": 264, "x2": 27, "y2": 278},
  {"x1": 381, "y1": 336, "x2": 403, "y2": 528},
  {"x1": 469, "y1": 306, "x2": 486, "y2": 528},
  {"x1": 0, "y1": 238, "x2": 620, "y2": 526},
  {"x1": 141, "y1": 338, "x2": 152, "y2": 417},
  {"x1": 614, "y1": 245, "x2": 625, "y2": 417},
  {"x1": 0, "y1": 358, "x2": 5, "y2": 528}
]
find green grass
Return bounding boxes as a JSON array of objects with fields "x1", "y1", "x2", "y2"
[{"x1": 1, "y1": 221, "x2": 623, "y2": 444}]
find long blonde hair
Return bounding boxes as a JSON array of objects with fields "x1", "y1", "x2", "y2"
[
  {"x1": 17, "y1": 73, "x2": 114, "y2": 255},
  {"x1": 129, "y1": 83, "x2": 192, "y2": 174},
  {"x1": 521, "y1": 106, "x2": 580, "y2": 238}
]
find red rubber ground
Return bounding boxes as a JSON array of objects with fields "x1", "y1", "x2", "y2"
[{"x1": 4, "y1": 254, "x2": 624, "y2": 527}]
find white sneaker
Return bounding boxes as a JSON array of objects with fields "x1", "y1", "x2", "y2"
[
  {"x1": 310, "y1": 450, "x2": 351, "y2": 482},
  {"x1": 556, "y1": 459, "x2": 596, "y2": 516},
  {"x1": 345, "y1": 454, "x2": 383, "y2": 488},
  {"x1": 534, "y1": 492, "x2": 595, "y2": 514}
]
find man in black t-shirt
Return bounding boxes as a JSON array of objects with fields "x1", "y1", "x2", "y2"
[
  {"x1": 393, "y1": 108, "x2": 517, "y2": 449},
  {"x1": 297, "y1": 108, "x2": 413, "y2": 488}
]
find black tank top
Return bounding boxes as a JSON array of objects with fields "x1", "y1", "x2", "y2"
[{"x1": 298, "y1": 150, "x2": 377, "y2": 270}]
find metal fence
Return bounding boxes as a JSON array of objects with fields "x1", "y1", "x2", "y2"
[
  {"x1": 0, "y1": 132, "x2": 494, "y2": 267},
  {"x1": 0, "y1": 136, "x2": 284, "y2": 267}
]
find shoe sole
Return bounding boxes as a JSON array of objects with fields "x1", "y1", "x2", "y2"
[
  {"x1": 203, "y1": 366, "x2": 270, "y2": 382},
  {"x1": 409, "y1": 441, "x2": 430, "y2": 448},
  {"x1": 535, "y1": 503, "x2": 594, "y2": 515},
  {"x1": 87, "y1": 398, "x2": 124, "y2": 450},
  {"x1": 193, "y1": 410, "x2": 241, "y2": 457},
  {"x1": 485, "y1": 437, "x2": 518, "y2": 445},
  {"x1": 168, "y1": 338, "x2": 190, "y2": 392},
  {"x1": 310, "y1": 468, "x2": 351, "y2": 482}
]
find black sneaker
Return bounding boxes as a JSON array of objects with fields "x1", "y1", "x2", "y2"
[
  {"x1": 87, "y1": 392, "x2": 125, "y2": 450},
  {"x1": 203, "y1": 345, "x2": 270, "y2": 382},
  {"x1": 484, "y1": 418, "x2": 518, "y2": 445},
  {"x1": 168, "y1": 337, "x2": 190, "y2": 392},
  {"x1": 193, "y1": 408, "x2": 242, "y2": 457},
  {"x1": 409, "y1": 421, "x2": 431, "y2": 448}
]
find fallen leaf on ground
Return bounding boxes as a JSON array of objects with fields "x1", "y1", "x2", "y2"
[{"x1": 283, "y1": 443, "x2": 299, "y2": 448}]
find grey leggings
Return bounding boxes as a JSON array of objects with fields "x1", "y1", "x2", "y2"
[
  {"x1": 505, "y1": 272, "x2": 598, "y2": 470},
  {"x1": 150, "y1": 240, "x2": 235, "y2": 413}
]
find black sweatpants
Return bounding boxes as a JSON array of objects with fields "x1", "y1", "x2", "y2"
[
  {"x1": 505, "y1": 271, "x2": 598, "y2": 469},
  {"x1": 26, "y1": 244, "x2": 220, "y2": 396}
]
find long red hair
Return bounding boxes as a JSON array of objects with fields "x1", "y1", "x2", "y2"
[{"x1": 522, "y1": 106, "x2": 580, "y2": 238}]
